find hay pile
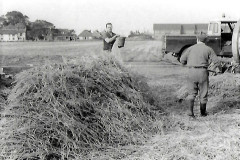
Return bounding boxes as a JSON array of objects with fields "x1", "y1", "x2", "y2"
[
  {"x1": 0, "y1": 80, "x2": 11, "y2": 110},
  {"x1": 0, "y1": 90, "x2": 7, "y2": 112},
  {"x1": 175, "y1": 73, "x2": 240, "y2": 108},
  {"x1": 209, "y1": 73, "x2": 240, "y2": 96},
  {"x1": 0, "y1": 55, "x2": 162, "y2": 159},
  {"x1": 208, "y1": 73, "x2": 240, "y2": 111}
]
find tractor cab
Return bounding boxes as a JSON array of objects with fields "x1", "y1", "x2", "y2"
[{"x1": 207, "y1": 19, "x2": 237, "y2": 56}]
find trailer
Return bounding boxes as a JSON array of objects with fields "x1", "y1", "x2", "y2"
[{"x1": 162, "y1": 19, "x2": 240, "y2": 61}]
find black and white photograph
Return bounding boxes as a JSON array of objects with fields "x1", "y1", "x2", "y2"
[{"x1": 0, "y1": 0, "x2": 240, "y2": 159}]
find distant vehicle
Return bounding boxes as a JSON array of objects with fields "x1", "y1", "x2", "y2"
[{"x1": 162, "y1": 19, "x2": 238, "y2": 58}]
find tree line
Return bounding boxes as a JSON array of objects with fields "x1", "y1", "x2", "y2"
[
  {"x1": 0, "y1": 11, "x2": 75, "y2": 40},
  {"x1": 0, "y1": 11, "x2": 153, "y2": 40}
]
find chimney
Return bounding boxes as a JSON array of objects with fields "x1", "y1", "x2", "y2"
[{"x1": 222, "y1": 13, "x2": 226, "y2": 18}]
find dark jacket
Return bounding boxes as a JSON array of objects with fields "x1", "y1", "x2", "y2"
[
  {"x1": 102, "y1": 31, "x2": 116, "y2": 51},
  {"x1": 180, "y1": 42, "x2": 218, "y2": 67}
]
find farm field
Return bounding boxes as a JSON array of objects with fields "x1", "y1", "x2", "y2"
[
  {"x1": 0, "y1": 41, "x2": 162, "y2": 66},
  {"x1": 0, "y1": 40, "x2": 240, "y2": 159}
]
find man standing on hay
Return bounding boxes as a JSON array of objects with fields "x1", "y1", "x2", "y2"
[
  {"x1": 180, "y1": 33, "x2": 219, "y2": 117},
  {"x1": 102, "y1": 23, "x2": 120, "y2": 52}
]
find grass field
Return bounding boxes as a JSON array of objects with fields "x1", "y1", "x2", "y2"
[
  {"x1": 0, "y1": 41, "x2": 162, "y2": 65},
  {"x1": 0, "y1": 40, "x2": 240, "y2": 159}
]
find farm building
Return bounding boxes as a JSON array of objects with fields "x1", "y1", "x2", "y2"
[
  {"x1": 52, "y1": 29, "x2": 76, "y2": 41},
  {"x1": 153, "y1": 24, "x2": 181, "y2": 36},
  {"x1": 78, "y1": 30, "x2": 93, "y2": 40},
  {"x1": 195, "y1": 23, "x2": 209, "y2": 34},
  {"x1": 153, "y1": 23, "x2": 208, "y2": 39},
  {"x1": 181, "y1": 24, "x2": 196, "y2": 34},
  {"x1": 0, "y1": 23, "x2": 26, "y2": 42}
]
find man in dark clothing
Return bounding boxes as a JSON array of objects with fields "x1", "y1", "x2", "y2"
[
  {"x1": 102, "y1": 23, "x2": 119, "y2": 51},
  {"x1": 180, "y1": 33, "x2": 219, "y2": 117}
]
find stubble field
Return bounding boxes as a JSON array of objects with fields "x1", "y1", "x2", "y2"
[{"x1": 0, "y1": 40, "x2": 240, "y2": 159}]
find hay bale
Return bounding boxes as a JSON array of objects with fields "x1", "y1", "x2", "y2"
[
  {"x1": 175, "y1": 73, "x2": 240, "y2": 104},
  {"x1": 0, "y1": 54, "x2": 163, "y2": 159},
  {"x1": 209, "y1": 73, "x2": 240, "y2": 96},
  {"x1": 208, "y1": 73, "x2": 240, "y2": 112}
]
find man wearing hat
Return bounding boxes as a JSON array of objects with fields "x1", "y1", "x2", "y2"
[
  {"x1": 180, "y1": 33, "x2": 219, "y2": 117},
  {"x1": 102, "y1": 23, "x2": 120, "y2": 52}
]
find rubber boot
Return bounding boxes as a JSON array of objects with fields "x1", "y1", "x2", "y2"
[
  {"x1": 188, "y1": 100, "x2": 195, "y2": 117},
  {"x1": 200, "y1": 103, "x2": 207, "y2": 116}
]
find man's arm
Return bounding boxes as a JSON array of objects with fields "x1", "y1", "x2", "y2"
[
  {"x1": 180, "y1": 48, "x2": 189, "y2": 65},
  {"x1": 105, "y1": 35, "x2": 119, "y2": 43},
  {"x1": 208, "y1": 48, "x2": 219, "y2": 64},
  {"x1": 102, "y1": 32, "x2": 119, "y2": 43}
]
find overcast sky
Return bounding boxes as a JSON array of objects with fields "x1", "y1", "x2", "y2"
[{"x1": 0, "y1": 0, "x2": 240, "y2": 35}]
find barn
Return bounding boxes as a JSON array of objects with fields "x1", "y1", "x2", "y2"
[
  {"x1": 153, "y1": 24, "x2": 181, "y2": 39},
  {"x1": 153, "y1": 23, "x2": 208, "y2": 39},
  {"x1": 181, "y1": 24, "x2": 196, "y2": 34},
  {"x1": 195, "y1": 23, "x2": 209, "y2": 34}
]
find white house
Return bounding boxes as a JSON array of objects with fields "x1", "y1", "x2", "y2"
[{"x1": 0, "y1": 24, "x2": 26, "y2": 42}]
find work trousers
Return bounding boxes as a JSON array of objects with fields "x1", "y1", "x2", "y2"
[{"x1": 187, "y1": 67, "x2": 209, "y2": 104}]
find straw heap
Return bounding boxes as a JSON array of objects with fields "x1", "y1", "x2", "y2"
[
  {"x1": 0, "y1": 55, "x2": 163, "y2": 159},
  {"x1": 175, "y1": 73, "x2": 240, "y2": 106}
]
